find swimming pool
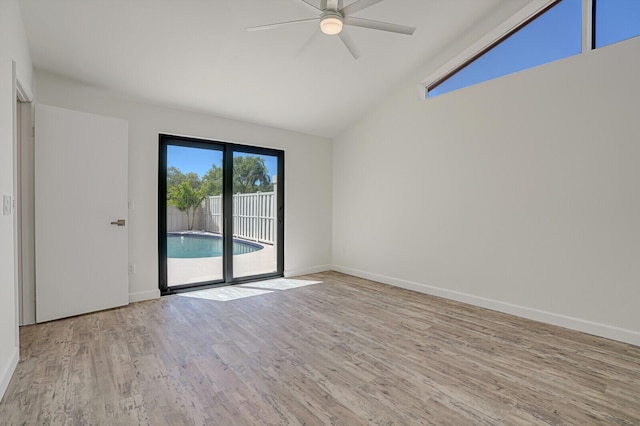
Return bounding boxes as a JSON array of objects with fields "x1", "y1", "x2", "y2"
[{"x1": 167, "y1": 233, "x2": 263, "y2": 258}]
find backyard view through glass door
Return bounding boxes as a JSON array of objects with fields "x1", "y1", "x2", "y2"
[
  {"x1": 233, "y1": 152, "x2": 279, "y2": 278},
  {"x1": 159, "y1": 135, "x2": 284, "y2": 294},
  {"x1": 166, "y1": 144, "x2": 224, "y2": 287}
]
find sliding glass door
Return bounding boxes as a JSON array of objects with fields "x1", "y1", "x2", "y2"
[
  {"x1": 164, "y1": 142, "x2": 224, "y2": 287},
  {"x1": 159, "y1": 135, "x2": 284, "y2": 294},
  {"x1": 232, "y1": 150, "x2": 281, "y2": 278}
]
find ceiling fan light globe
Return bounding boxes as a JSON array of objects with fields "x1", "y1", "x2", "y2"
[{"x1": 320, "y1": 16, "x2": 343, "y2": 35}]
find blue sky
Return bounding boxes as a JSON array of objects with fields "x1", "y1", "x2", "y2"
[
  {"x1": 167, "y1": 145, "x2": 278, "y2": 178},
  {"x1": 430, "y1": 0, "x2": 640, "y2": 97},
  {"x1": 596, "y1": 0, "x2": 640, "y2": 47}
]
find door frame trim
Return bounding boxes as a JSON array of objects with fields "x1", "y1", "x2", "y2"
[{"x1": 13, "y1": 65, "x2": 35, "y2": 326}]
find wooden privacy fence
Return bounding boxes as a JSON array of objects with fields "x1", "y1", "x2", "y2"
[{"x1": 167, "y1": 191, "x2": 275, "y2": 244}]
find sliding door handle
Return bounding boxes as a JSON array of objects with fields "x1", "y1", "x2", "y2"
[{"x1": 110, "y1": 219, "x2": 126, "y2": 226}]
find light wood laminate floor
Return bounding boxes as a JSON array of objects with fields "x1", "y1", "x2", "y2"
[{"x1": 1, "y1": 272, "x2": 639, "y2": 425}]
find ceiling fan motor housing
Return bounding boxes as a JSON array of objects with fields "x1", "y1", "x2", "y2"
[{"x1": 320, "y1": 11, "x2": 344, "y2": 35}]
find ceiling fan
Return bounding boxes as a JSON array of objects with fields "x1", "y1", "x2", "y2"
[{"x1": 246, "y1": 0, "x2": 416, "y2": 59}]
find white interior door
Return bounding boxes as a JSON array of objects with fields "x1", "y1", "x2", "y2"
[{"x1": 35, "y1": 104, "x2": 128, "y2": 322}]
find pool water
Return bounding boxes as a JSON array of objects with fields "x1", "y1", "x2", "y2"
[{"x1": 167, "y1": 234, "x2": 262, "y2": 258}]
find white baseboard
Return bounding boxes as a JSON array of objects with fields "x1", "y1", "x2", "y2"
[
  {"x1": 331, "y1": 264, "x2": 640, "y2": 347},
  {"x1": 284, "y1": 264, "x2": 332, "y2": 278},
  {"x1": 0, "y1": 347, "x2": 19, "y2": 402},
  {"x1": 129, "y1": 289, "x2": 160, "y2": 303}
]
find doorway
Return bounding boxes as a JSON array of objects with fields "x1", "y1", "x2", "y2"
[
  {"x1": 158, "y1": 135, "x2": 284, "y2": 294},
  {"x1": 14, "y1": 81, "x2": 35, "y2": 325}
]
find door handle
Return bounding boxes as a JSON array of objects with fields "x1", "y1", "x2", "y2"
[
  {"x1": 277, "y1": 206, "x2": 284, "y2": 225},
  {"x1": 110, "y1": 219, "x2": 126, "y2": 226}
]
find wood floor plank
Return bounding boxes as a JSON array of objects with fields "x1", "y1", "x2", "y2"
[{"x1": 1, "y1": 271, "x2": 639, "y2": 425}]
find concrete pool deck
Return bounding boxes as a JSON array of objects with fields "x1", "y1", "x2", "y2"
[{"x1": 167, "y1": 239, "x2": 276, "y2": 286}]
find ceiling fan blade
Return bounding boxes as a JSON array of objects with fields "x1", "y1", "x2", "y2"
[
  {"x1": 338, "y1": 30, "x2": 360, "y2": 59},
  {"x1": 246, "y1": 17, "x2": 319, "y2": 32},
  {"x1": 341, "y1": 0, "x2": 385, "y2": 16},
  {"x1": 344, "y1": 16, "x2": 415, "y2": 35},
  {"x1": 298, "y1": 0, "x2": 322, "y2": 12},
  {"x1": 320, "y1": 0, "x2": 327, "y2": 10},
  {"x1": 295, "y1": 29, "x2": 321, "y2": 57}
]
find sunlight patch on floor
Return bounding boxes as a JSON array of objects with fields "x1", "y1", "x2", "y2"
[
  {"x1": 179, "y1": 286, "x2": 273, "y2": 301},
  {"x1": 177, "y1": 278, "x2": 322, "y2": 302},
  {"x1": 242, "y1": 278, "x2": 322, "y2": 291}
]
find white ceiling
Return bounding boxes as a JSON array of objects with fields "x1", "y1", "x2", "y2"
[{"x1": 19, "y1": 0, "x2": 528, "y2": 138}]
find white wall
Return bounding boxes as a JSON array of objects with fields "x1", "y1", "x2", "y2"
[
  {"x1": 332, "y1": 37, "x2": 640, "y2": 345},
  {"x1": 0, "y1": 0, "x2": 33, "y2": 400},
  {"x1": 35, "y1": 70, "x2": 333, "y2": 302}
]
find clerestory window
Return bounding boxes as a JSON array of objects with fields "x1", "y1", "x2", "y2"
[
  {"x1": 421, "y1": 0, "x2": 640, "y2": 99},
  {"x1": 594, "y1": 0, "x2": 640, "y2": 48},
  {"x1": 427, "y1": 0, "x2": 581, "y2": 98}
]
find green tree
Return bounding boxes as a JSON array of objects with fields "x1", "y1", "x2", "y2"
[
  {"x1": 200, "y1": 156, "x2": 274, "y2": 195},
  {"x1": 167, "y1": 180, "x2": 208, "y2": 230},
  {"x1": 232, "y1": 156, "x2": 273, "y2": 193},
  {"x1": 168, "y1": 166, "x2": 202, "y2": 192},
  {"x1": 202, "y1": 164, "x2": 223, "y2": 196},
  {"x1": 167, "y1": 156, "x2": 274, "y2": 230}
]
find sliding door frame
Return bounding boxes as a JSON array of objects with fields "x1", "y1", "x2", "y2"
[{"x1": 158, "y1": 134, "x2": 284, "y2": 295}]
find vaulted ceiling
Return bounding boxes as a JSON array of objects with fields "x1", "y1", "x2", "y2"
[{"x1": 19, "y1": 0, "x2": 528, "y2": 138}]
